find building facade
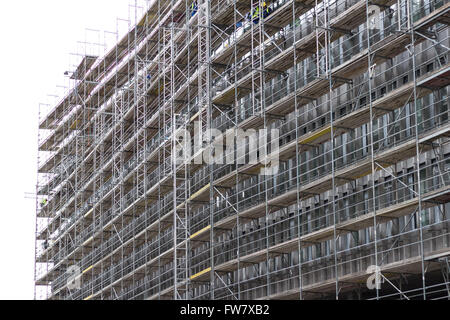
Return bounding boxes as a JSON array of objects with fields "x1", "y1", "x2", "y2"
[{"x1": 35, "y1": 0, "x2": 450, "y2": 300}]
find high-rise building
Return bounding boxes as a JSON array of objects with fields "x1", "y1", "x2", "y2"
[{"x1": 35, "y1": 0, "x2": 450, "y2": 300}]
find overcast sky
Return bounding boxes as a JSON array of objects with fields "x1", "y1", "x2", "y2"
[{"x1": 0, "y1": 0, "x2": 141, "y2": 300}]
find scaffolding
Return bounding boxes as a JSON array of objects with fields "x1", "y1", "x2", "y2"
[{"x1": 35, "y1": 0, "x2": 450, "y2": 300}]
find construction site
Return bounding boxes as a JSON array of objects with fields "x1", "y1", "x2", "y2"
[{"x1": 35, "y1": 0, "x2": 450, "y2": 300}]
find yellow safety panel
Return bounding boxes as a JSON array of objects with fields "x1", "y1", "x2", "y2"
[
  {"x1": 176, "y1": 203, "x2": 185, "y2": 210},
  {"x1": 83, "y1": 265, "x2": 93, "y2": 274},
  {"x1": 70, "y1": 120, "x2": 80, "y2": 130},
  {"x1": 299, "y1": 126, "x2": 331, "y2": 145},
  {"x1": 189, "y1": 183, "x2": 210, "y2": 201},
  {"x1": 190, "y1": 267, "x2": 212, "y2": 280},
  {"x1": 84, "y1": 208, "x2": 94, "y2": 218},
  {"x1": 83, "y1": 237, "x2": 94, "y2": 247},
  {"x1": 190, "y1": 111, "x2": 200, "y2": 122},
  {"x1": 215, "y1": 89, "x2": 239, "y2": 104},
  {"x1": 150, "y1": 84, "x2": 164, "y2": 96}
]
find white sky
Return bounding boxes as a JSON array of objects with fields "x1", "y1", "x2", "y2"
[{"x1": 0, "y1": 0, "x2": 142, "y2": 300}]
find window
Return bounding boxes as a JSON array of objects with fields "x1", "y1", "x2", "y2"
[
  {"x1": 360, "y1": 96, "x2": 367, "y2": 106},
  {"x1": 445, "y1": 153, "x2": 450, "y2": 172}
]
